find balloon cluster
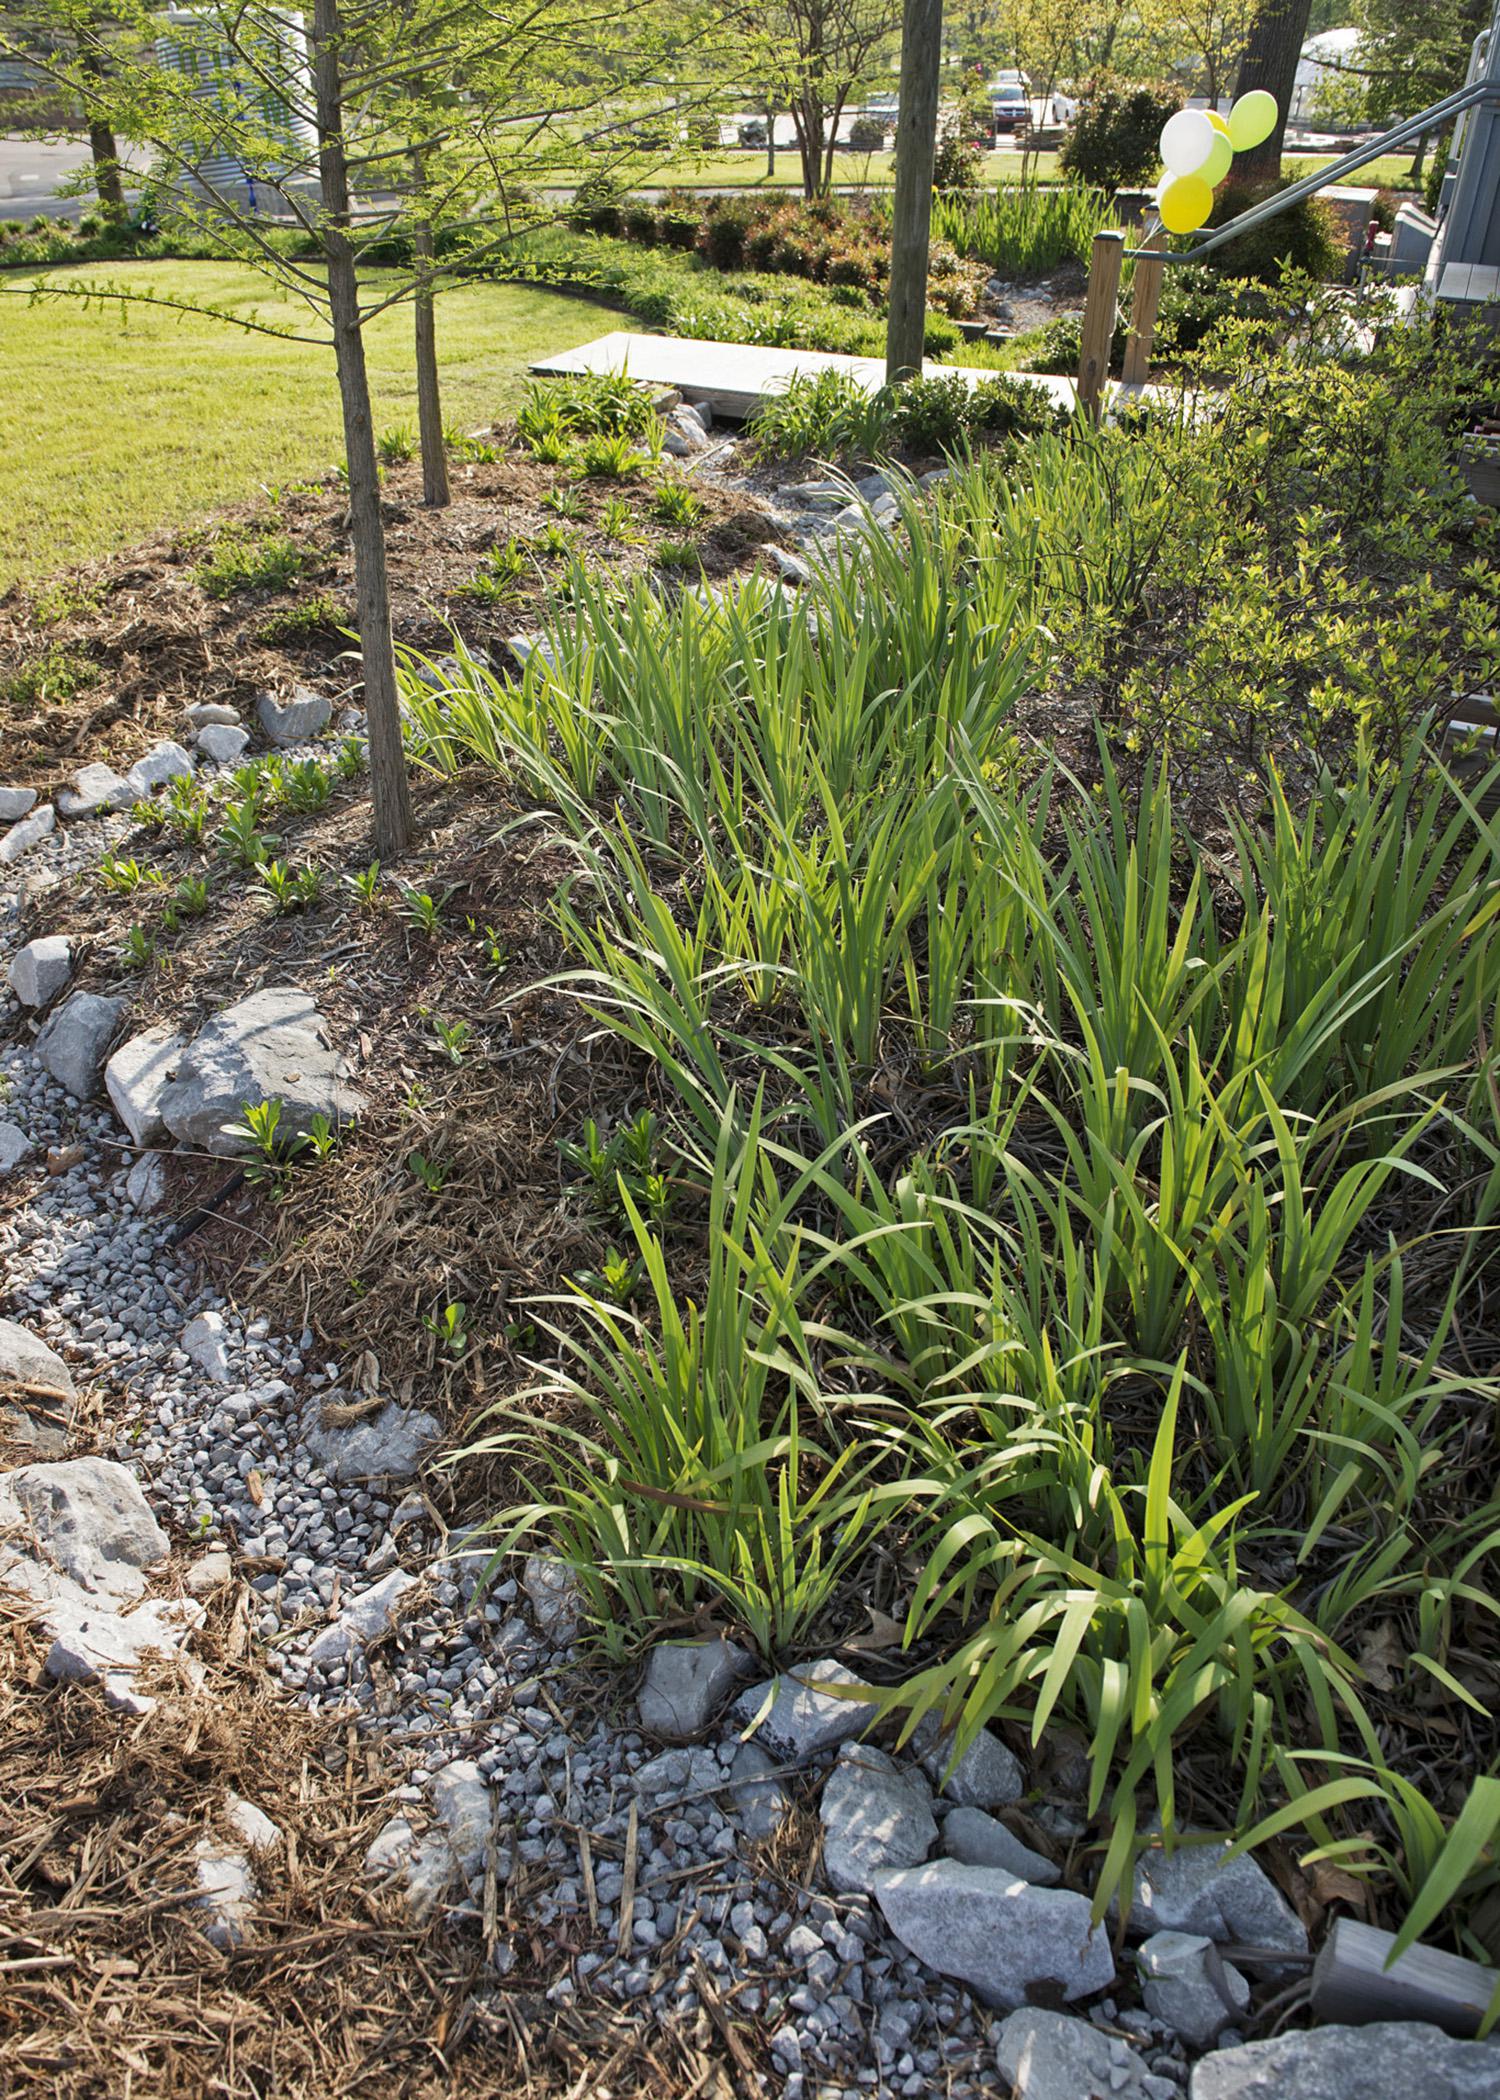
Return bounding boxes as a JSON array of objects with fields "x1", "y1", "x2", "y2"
[{"x1": 1155, "y1": 91, "x2": 1277, "y2": 235}]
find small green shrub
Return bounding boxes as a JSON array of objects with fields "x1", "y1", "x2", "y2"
[
  {"x1": 1, "y1": 641, "x2": 98, "y2": 708},
  {"x1": 1061, "y1": 76, "x2": 1183, "y2": 190},
  {"x1": 258, "y1": 592, "x2": 344, "y2": 643},
  {"x1": 194, "y1": 529, "x2": 308, "y2": 600},
  {"x1": 1202, "y1": 178, "x2": 1345, "y2": 283}
]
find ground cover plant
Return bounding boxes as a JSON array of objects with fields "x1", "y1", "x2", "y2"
[{"x1": 367, "y1": 300, "x2": 1500, "y2": 1960}]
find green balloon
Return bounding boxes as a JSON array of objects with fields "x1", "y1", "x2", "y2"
[
  {"x1": 1228, "y1": 90, "x2": 1277, "y2": 151},
  {"x1": 1203, "y1": 133, "x2": 1233, "y2": 185}
]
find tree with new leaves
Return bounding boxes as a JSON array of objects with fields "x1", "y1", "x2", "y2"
[
  {"x1": 719, "y1": 0, "x2": 903, "y2": 197},
  {"x1": 5, "y1": 0, "x2": 694, "y2": 858}
]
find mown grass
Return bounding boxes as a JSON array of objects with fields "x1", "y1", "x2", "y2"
[
  {"x1": 629, "y1": 148, "x2": 1421, "y2": 192},
  {"x1": 0, "y1": 262, "x2": 617, "y2": 586}
]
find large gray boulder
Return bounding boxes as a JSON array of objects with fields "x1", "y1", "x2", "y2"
[
  {"x1": 0, "y1": 1456, "x2": 168, "y2": 1601},
  {"x1": 872, "y1": 1858, "x2": 1115, "y2": 2010},
  {"x1": 105, "y1": 1025, "x2": 187, "y2": 1146},
  {"x1": 0, "y1": 1320, "x2": 76, "y2": 1457},
  {"x1": 819, "y1": 1742, "x2": 936, "y2": 1894},
  {"x1": 1190, "y1": 2022, "x2": 1500, "y2": 2099},
  {"x1": 731, "y1": 1657, "x2": 874, "y2": 1759},
  {"x1": 10, "y1": 934, "x2": 73, "y2": 1009},
  {"x1": 157, "y1": 986, "x2": 364, "y2": 1154},
  {"x1": 301, "y1": 1397, "x2": 441, "y2": 1484},
  {"x1": 638, "y1": 1636, "x2": 754, "y2": 1740},
  {"x1": 36, "y1": 992, "x2": 126, "y2": 1099},
  {"x1": 1126, "y1": 1836, "x2": 1307, "y2": 1967},
  {"x1": 996, "y1": 2008, "x2": 1157, "y2": 2100}
]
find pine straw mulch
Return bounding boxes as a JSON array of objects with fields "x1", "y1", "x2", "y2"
[
  {"x1": 0, "y1": 441, "x2": 780, "y2": 798},
  {"x1": 0, "y1": 1598, "x2": 769, "y2": 2100}
]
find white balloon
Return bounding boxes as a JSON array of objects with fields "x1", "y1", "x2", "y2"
[{"x1": 1159, "y1": 108, "x2": 1216, "y2": 177}]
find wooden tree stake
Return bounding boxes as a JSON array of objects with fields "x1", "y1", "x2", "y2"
[
  {"x1": 1122, "y1": 227, "x2": 1166, "y2": 389},
  {"x1": 1077, "y1": 230, "x2": 1125, "y2": 421}
]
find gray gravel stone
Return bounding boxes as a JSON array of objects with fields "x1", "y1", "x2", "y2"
[
  {"x1": 257, "y1": 686, "x2": 332, "y2": 745},
  {"x1": 105, "y1": 1026, "x2": 186, "y2": 1146},
  {"x1": 638, "y1": 1636, "x2": 754, "y2": 1740},
  {"x1": 732, "y1": 1657, "x2": 874, "y2": 1759},
  {"x1": 181, "y1": 1310, "x2": 231, "y2": 1382},
  {"x1": 1139, "y1": 1931, "x2": 1248, "y2": 2048},
  {"x1": 158, "y1": 986, "x2": 364, "y2": 1154},
  {"x1": 872, "y1": 1859, "x2": 1115, "y2": 2011},
  {"x1": 913, "y1": 1712, "x2": 1025, "y2": 1808},
  {"x1": 35, "y1": 992, "x2": 126, "y2": 1099},
  {"x1": 1189, "y1": 2022, "x2": 1500, "y2": 2099},
  {"x1": 10, "y1": 935, "x2": 73, "y2": 1009},
  {"x1": 0, "y1": 1318, "x2": 76, "y2": 1457},
  {"x1": 997, "y1": 2008, "x2": 1156, "y2": 2100},
  {"x1": 941, "y1": 1804, "x2": 1060, "y2": 1885}
]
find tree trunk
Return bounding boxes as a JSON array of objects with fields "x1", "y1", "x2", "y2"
[
  {"x1": 1234, "y1": 0, "x2": 1312, "y2": 183},
  {"x1": 1409, "y1": 130, "x2": 1428, "y2": 185},
  {"x1": 409, "y1": 159, "x2": 450, "y2": 510},
  {"x1": 766, "y1": 104, "x2": 777, "y2": 176},
  {"x1": 79, "y1": 45, "x2": 126, "y2": 216},
  {"x1": 311, "y1": 0, "x2": 414, "y2": 862},
  {"x1": 887, "y1": 0, "x2": 943, "y2": 381}
]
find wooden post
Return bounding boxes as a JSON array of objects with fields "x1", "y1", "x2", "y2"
[
  {"x1": 1077, "y1": 230, "x2": 1125, "y2": 420},
  {"x1": 1122, "y1": 227, "x2": 1165, "y2": 389},
  {"x1": 885, "y1": 0, "x2": 944, "y2": 383}
]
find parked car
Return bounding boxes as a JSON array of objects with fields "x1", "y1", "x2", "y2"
[
  {"x1": 865, "y1": 91, "x2": 899, "y2": 126},
  {"x1": 988, "y1": 75, "x2": 1031, "y2": 135},
  {"x1": 737, "y1": 119, "x2": 768, "y2": 149}
]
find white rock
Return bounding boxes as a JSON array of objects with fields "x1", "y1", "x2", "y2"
[
  {"x1": 125, "y1": 740, "x2": 194, "y2": 796},
  {"x1": 41, "y1": 1585, "x2": 204, "y2": 1714},
  {"x1": 124, "y1": 1152, "x2": 168, "y2": 1212},
  {"x1": 184, "y1": 1548, "x2": 233, "y2": 1597},
  {"x1": 158, "y1": 985, "x2": 364, "y2": 1155},
  {"x1": 819, "y1": 1743, "x2": 937, "y2": 1894},
  {"x1": 732, "y1": 1657, "x2": 874, "y2": 1760},
  {"x1": 913, "y1": 1712, "x2": 1025, "y2": 1808},
  {"x1": 196, "y1": 723, "x2": 251, "y2": 764},
  {"x1": 193, "y1": 1843, "x2": 258, "y2": 1948},
  {"x1": 1139, "y1": 1929, "x2": 1249, "y2": 2048},
  {"x1": 56, "y1": 762, "x2": 135, "y2": 818},
  {"x1": 256, "y1": 685, "x2": 331, "y2": 745},
  {"x1": 429, "y1": 1759, "x2": 493, "y2": 1871},
  {"x1": 105, "y1": 1025, "x2": 186, "y2": 1146},
  {"x1": 0, "y1": 785, "x2": 38, "y2": 821},
  {"x1": 1189, "y1": 2021, "x2": 1500, "y2": 2100},
  {"x1": 638, "y1": 1636, "x2": 754, "y2": 1740},
  {"x1": 872, "y1": 1859, "x2": 1115, "y2": 2011},
  {"x1": 181, "y1": 1309, "x2": 232, "y2": 1383},
  {"x1": 767, "y1": 545, "x2": 813, "y2": 585},
  {"x1": 364, "y1": 1816, "x2": 457, "y2": 1922},
  {"x1": 0, "y1": 1457, "x2": 168, "y2": 1600},
  {"x1": 0, "y1": 804, "x2": 57, "y2": 863},
  {"x1": 507, "y1": 633, "x2": 557, "y2": 672},
  {"x1": 0, "y1": 1319, "x2": 76, "y2": 1456},
  {"x1": 35, "y1": 991, "x2": 126, "y2": 1099},
  {"x1": 996, "y1": 2009, "x2": 1155, "y2": 2100},
  {"x1": 1126, "y1": 1836, "x2": 1308, "y2": 1968},
  {"x1": 185, "y1": 701, "x2": 241, "y2": 729},
  {"x1": 305, "y1": 1568, "x2": 417, "y2": 1666},
  {"x1": 9, "y1": 934, "x2": 73, "y2": 1008},
  {"x1": 224, "y1": 1795, "x2": 281, "y2": 1851},
  {"x1": 941, "y1": 1804, "x2": 1061, "y2": 1885},
  {"x1": 0, "y1": 1122, "x2": 32, "y2": 1175},
  {"x1": 522, "y1": 1552, "x2": 581, "y2": 1640}
]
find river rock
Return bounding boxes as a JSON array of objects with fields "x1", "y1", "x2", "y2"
[
  {"x1": 0, "y1": 1320, "x2": 76, "y2": 1457},
  {"x1": 158, "y1": 985, "x2": 364, "y2": 1154},
  {"x1": 638, "y1": 1636, "x2": 754, "y2": 1740},
  {"x1": 10, "y1": 934, "x2": 73, "y2": 1008},
  {"x1": 731, "y1": 1657, "x2": 874, "y2": 1760},
  {"x1": 1189, "y1": 2021, "x2": 1500, "y2": 2099},
  {"x1": 872, "y1": 1859, "x2": 1115, "y2": 2010},
  {"x1": 35, "y1": 992, "x2": 125, "y2": 1100},
  {"x1": 820, "y1": 1742, "x2": 937, "y2": 1894},
  {"x1": 105, "y1": 1025, "x2": 186, "y2": 1146}
]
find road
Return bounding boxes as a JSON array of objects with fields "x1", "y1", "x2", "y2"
[{"x1": 0, "y1": 132, "x2": 151, "y2": 220}]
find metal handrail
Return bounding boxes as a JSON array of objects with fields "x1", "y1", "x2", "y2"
[{"x1": 1126, "y1": 77, "x2": 1500, "y2": 262}]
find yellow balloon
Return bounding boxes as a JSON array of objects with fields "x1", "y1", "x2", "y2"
[
  {"x1": 1203, "y1": 133, "x2": 1233, "y2": 186},
  {"x1": 1159, "y1": 173, "x2": 1214, "y2": 234},
  {"x1": 1206, "y1": 110, "x2": 1232, "y2": 140},
  {"x1": 1228, "y1": 89, "x2": 1277, "y2": 151}
]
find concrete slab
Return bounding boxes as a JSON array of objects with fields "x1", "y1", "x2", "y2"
[{"x1": 530, "y1": 329, "x2": 1100, "y2": 421}]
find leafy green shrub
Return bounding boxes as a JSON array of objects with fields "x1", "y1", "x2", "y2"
[
  {"x1": 1202, "y1": 177, "x2": 1344, "y2": 282},
  {"x1": 848, "y1": 114, "x2": 887, "y2": 153},
  {"x1": 258, "y1": 592, "x2": 345, "y2": 643},
  {"x1": 1060, "y1": 76, "x2": 1182, "y2": 190},
  {"x1": 194, "y1": 529, "x2": 308, "y2": 599},
  {"x1": 930, "y1": 115, "x2": 984, "y2": 191}
]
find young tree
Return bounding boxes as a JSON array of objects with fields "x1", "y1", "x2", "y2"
[
  {"x1": 1140, "y1": 0, "x2": 1257, "y2": 105},
  {"x1": 1, "y1": 4, "x2": 130, "y2": 212},
  {"x1": 723, "y1": 0, "x2": 903, "y2": 197}
]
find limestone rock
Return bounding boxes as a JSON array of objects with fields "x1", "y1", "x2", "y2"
[
  {"x1": 662, "y1": 406, "x2": 710, "y2": 456},
  {"x1": 10, "y1": 934, "x2": 73, "y2": 1009},
  {"x1": 727, "y1": 1740, "x2": 791, "y2": 1839},
  {"x1": 0, "y1": 1122, "x2": 33, "y2": 1176},
  {"x1": 996, "y1": 2008, "x2": 1156, "y2": 2100},
  {"x1": 522, "y1": 1552, "x2": 581, "y2": 1641},
  {"x1": 57, "y1": 762, "x2": 134, "y2": 818},
  {"x1": 126, "y1": 741, "x2": 194, "y2": 796},
  {"x1": 40, "y1": 1584, "x2": 204, "y2": 1714},
  {"x1": 158, "y1": 986, "x2": 364, "y2": 1155},
  {"x1": 731, "y1": 1657, "x2": 874, "y2": 1760},
  {"x1": 302, "y1": 1397, "x2": 441, "y2": 1483},
  {"x1": 872, "y1": 1859, "x2": 1115, "y2": 2011},
  {"x1": 942, "y1": 1804, "x2": 1061, "y2": 1885},
  {"x1": 196, "y1": 722, "x2": 251, "y2": 764},
  {"x1": 181, "y1": 1310, "x2": 232, "y2": 1383},
  {"x1": 767, "y1": 545, "x2": 813, "y2": 585},
  {"x1": 0, "y1": 1456, "x2": 168, "y2": 1600},
  {"x1": 185, "y1": 701, "x2": 241, "y2": 729},
  {"x1": 631, "y1": 1746, "x2": 723, "y2": 1800},
  {"x1": 430, "y1": 1759, "x2": 493, "y2": 1872},
  {"x1": 1139, "y1": 1930, "x2": 1249, "y2": 2048},
  {"x1": 0, "y1": 803, "x2": 57, "y2": 864},
  {"x1": 638, "y1": 1636, "x2": 754, "y2": 1740},
  {"x1": 185, "y1": 1548, "x2": 233, "y2": 1597},
  {"x1": 35, "y1": 992, "x2": 125, "y2": 1099},
  {"x1": 305, "y1": 1568, "x2": 417, "y2": 1666},
  {"x1": 819, "y1": 1743, "x2": 937, "y2": 1895},
  {"x1": 0, "y1": 784, "x2": 38, "y2": 821},
  {"x1": 193, "y1": 1842, "x2": 258, "y2": 1949},
  {"x1": 913, "y1": 1711, "x2": 1025, "y2": 1808},
  {"x1": 1189, "y1": 2021, "x2": 1500, "y2": 2100},
  {"x1": 1126, "y1": 1837, "x2": 1307, "y2": 1968},
  {"x1": 124, "y1": 1153, "x2": 168, "y2": 1212},
  {"x1": 364, "y1": 1815, "x2": 457, "y2": 1922},
  {"x1": 0, "y1": 1319, "x2": 76, "y2": 1458},
  {"x1": 225, "y1": 1795, "x2": 281, "y2": 1852},
  {"x1": 105, "y1": 1025, "x2": 186, "y2": 1146},
  {"x1": 257, "y1": 685, "x2": 331, "y2": 745}
]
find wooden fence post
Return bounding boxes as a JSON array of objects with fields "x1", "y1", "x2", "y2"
[
  {"x1": 1077, "y1": 229, "x2": 1125, "y2": 421},
  {"x1": 1122, "y1": 227, "x2": 1166, "y2": 389}
]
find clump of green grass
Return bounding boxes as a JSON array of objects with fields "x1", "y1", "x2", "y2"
[
  {"x1": 1, "y1": 641, "x2": 98, "y2": 708},
  {"x1": 258, "y1": 592, "x2": 344, "y2": 644},
  {"x1": 194, "y1": 528, "x2": 309, "y2": 600}
]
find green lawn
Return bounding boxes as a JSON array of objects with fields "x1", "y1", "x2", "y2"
[
  {"x1": 0, "y1": 262, "x2": 617, "y2": 587},
  {"x1": 655, "y1": 148, "x2": 1422, "y2": 192}
]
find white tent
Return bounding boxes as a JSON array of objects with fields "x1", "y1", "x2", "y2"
[{"x1": 1292, "y1": 26, "x2": 1365, "y2": 124}]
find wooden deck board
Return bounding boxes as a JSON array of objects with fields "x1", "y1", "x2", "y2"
[{"x1": 530, "y1": 330, "x2": 1105, "y2": 421}]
